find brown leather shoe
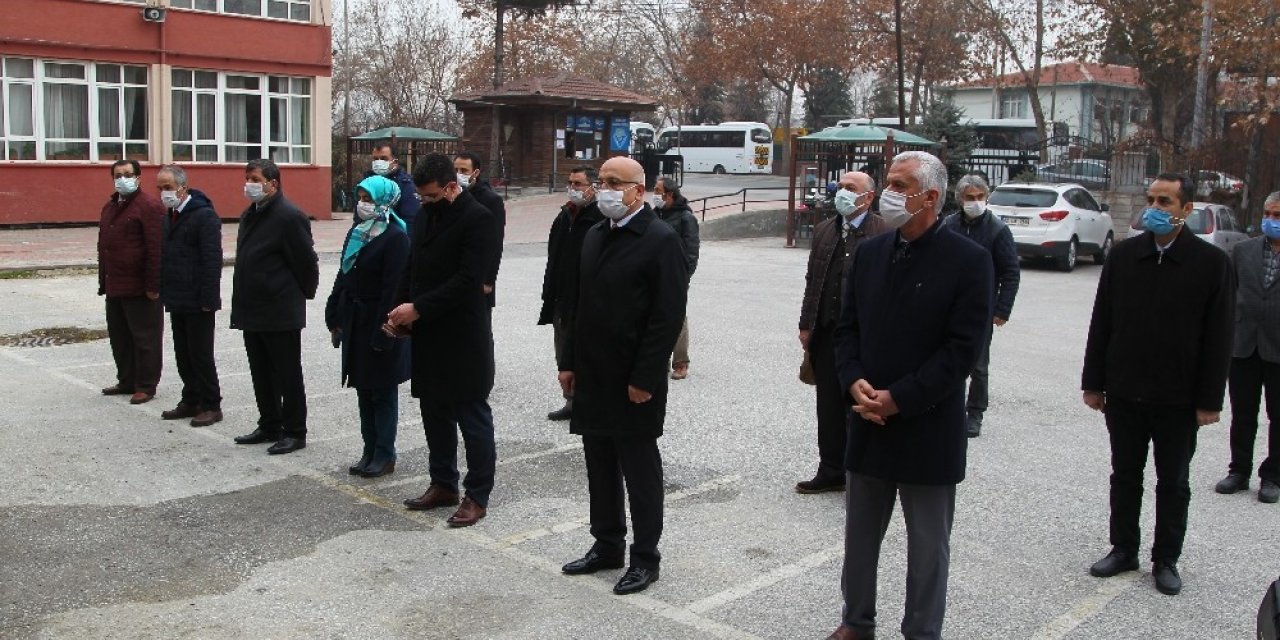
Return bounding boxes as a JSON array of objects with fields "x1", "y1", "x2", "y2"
[
  {"x1": 446, "y1": 497, "x2": 486, "y2": 527},
  {"x1": 403, "y1": 485, "x2": 460, "y2": 511},
  {"x1": 825, "y1": 625, "x2": 873, "y2": 640},
  {"x1": 161, "y1": 403, "x2": 198, "y2": 420},
  {"x1": 129, "y1": 392, "x2": 154, "y2": 405},
  {"x1": 101, "y1": 384, "x2": 133, "y2": 396},
  {"x1": 670, "y1": 363, "x2": 689, "y2": 380},
  {"x1": 189, "y1": 409, "x2": 223, "y2": 427}
]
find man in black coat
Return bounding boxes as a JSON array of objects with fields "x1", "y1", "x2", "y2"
[
  {"x1": 558, "y1": 157, "x2": 687, "y2": 596},
  {"x1": 156, "y1": 164, "x2": 224, "y2": 428},
  {"x1": 368, "y1": 141, "x2": 421, "y2": 232},
  {"x1": 942, "y1": 173, "x2": 1021, "y2": 438},
  {"x1": 828, "y1": 151, "x2": 992, "y2": 640},
  {"x1": 653, "y1": 177, "x2": 700, "y2": 380},
  {"x1": 1082, "y1": 172, "x2": 1235, "y2": 596},
  {"x1": 455, "y1": 151, "x2": 506, "y2": 307},
  {"x1": 389, "y1": 153, "x2": 499, "y2": 528},
  {"x1": 540, "y1": 165, "x2": 605, "y2": 422},
  {"x1": 229, "y1": 159, "x2": 320, "y2": 455}
]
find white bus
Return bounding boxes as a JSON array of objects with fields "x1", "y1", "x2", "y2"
[{"x1": 655, "y1": 122, "x2": 774, "y2": 174}]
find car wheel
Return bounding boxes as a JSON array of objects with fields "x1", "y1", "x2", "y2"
[
  {"x1": 1093, "y1": 233, "x2": 1113, "y2": 265},
  {"x1": 1056, "y1": 237, "x2": 1078, "y2": 272},
  {"x1": 712, "y1": 165, "x2": 726, "y2": 175}
]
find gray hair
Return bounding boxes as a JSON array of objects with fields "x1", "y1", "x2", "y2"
[
  {"x1": 955, "y1": 174, "x2": 990, "y2": 198},
  {"x1": 892, "y1": 151, "x2": 948, "y2": 214},
  {"x1": 1266, "y1": 191, "x2": 1280, "y2": 209},
  {"x1": 157, "y1": 164, "x2": 189, "y2": 187}
]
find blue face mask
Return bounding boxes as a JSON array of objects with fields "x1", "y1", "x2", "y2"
[
  {"x1": 1262, "y1": 218, "x2": 1280, "y2": 240},
  {"x1": 1141, "y1": 207, "x2": 1181, "y2": 236}
]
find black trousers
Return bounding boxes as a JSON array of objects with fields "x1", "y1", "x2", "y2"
[
  {"x1": 965, "y1": 331, "x2": 992, "y2": 416},
  {"x1": 1104, "y1": 397, "x2": 1198, "y2": 562},
  {"x1": 811, "y1": 324, "x2": 848, "y2": 479},
  {"x1": 582, "y1": 435, "x2": 664, "y2": 569},
  {"x1": 169, "y1": 311, "x2": 221, "y2": 410},
  {"x1": 1227, "y1": 351, "x2": 1280, "y2": 483},
  {"x1": 105, "y1": 296, "x2": 163, "y2": 394},
  {"x1": 420, "y1": 397, "x2": 495, "y2": 507},
  {"x1": 242, "y1": 330, "x2": 307, "y2": 437}
]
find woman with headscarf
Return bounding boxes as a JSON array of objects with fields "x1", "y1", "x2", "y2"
[{"x1": 325, "y1": 175, "x2": 412, "y2": 477}]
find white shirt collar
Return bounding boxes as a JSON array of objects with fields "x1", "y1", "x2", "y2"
[
  {"x1": 846, "y1": 210, "x2": 869, "y2": 228},
  {"x1": 613, "y1": 204, "x2": 645, "y2": 228}
]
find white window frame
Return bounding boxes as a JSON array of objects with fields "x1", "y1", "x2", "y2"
[
  {"x1": 0, "y1": 57, "x2": 148, "y2": 162},
  {"x1": 171, "y1": 69, "x2": 312, "y2": 165},
  {"x1": 168, "y1": 0, "x2": 312, "y2": 23},
  {"x1": 999, "y1": 93, "x2": 1026, "y2": 119}
]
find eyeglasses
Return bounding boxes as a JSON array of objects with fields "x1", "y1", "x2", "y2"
[
  {"x1": 592, "y1": 179, "x2": 637, "y2": 191},
  {"x1": 566, "y1": 181, "x2": 591, "y2": 189}
]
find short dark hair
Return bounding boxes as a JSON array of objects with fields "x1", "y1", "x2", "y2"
[
  {"x1": 246, "y1": 158, "x2": 281, "y2": 185},
  {"x1": 1154, "y1": 172, "x2": 1194, "y2": 206},
  {"x1": 658, "y1": 176, "x2": 685, "y2": 205},
  {"x1": 413, "y1": 153, "x2": 455, "y2": 188},
  {"x1": 110, "y1": 159, "x2": 140, "y2": 177},
  {"x1": 455, "y1": 151, "x2": 483, "y2": 172},
  {"x1": 372, "y1": 140, "x2": 399, "y2": 158},
  {"x1": 570, "y1": 165, "x2": 598, "y2": 183}
]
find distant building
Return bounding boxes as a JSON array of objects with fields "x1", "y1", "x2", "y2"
[
  {"x1": 945, "y1": 62, "x2": 1147, "y2": 148},
  {"x1": 0, "y1": 0, "x2": 333, "y2": 224}
]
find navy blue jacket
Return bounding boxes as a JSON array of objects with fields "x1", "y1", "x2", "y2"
[
  {"x1": 325, "y1": 224, "x2": 411, "y2": 390},
  {"x1": 834, "y1": 221, "x2": 993, "y2": 485},
  {"x1": 942, "y1": 210, "x2": 1020, "y2": 320},
  {"x1": 469, "y1": 178, "x2": 506, "y2": 307},
  {"x1": 160, "y1": 189, "x2": 222, "y2": 313}
]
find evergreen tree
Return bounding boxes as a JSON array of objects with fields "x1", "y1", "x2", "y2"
[{"x1": 803, "y1": 68, "x2": 855, "y2": 130}]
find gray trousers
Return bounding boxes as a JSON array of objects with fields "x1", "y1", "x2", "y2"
[{"x1": 841, "y1": 472, "x2": 956, "y2": 640}]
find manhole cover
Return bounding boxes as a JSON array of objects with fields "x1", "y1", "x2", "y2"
[{"x1": 0, "y1": 326, "x2": 109, "y2": 347}]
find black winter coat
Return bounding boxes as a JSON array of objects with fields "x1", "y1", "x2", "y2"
[
  {"x1": 325, "y1": 224, "x2": 411, "y2": 390},
  {"x1": 563, "y1": 206, "x2": 688, "y2": 439},
  {"x1": 469, "y1": 178, "x2": 506, "y2": 307},
  {"x1": 834, "y1": 222, "x2": 993, "y2": 485},
  {"x1": 397, "y1": 191, "x2": 498, "y2": 402},
  {"x1": 942, "y1": 210, "x2": 1020, "y2": 320},
  {"x1": 229, "y1": 192, "x2": 320, "y2": 332},
  {"x1": 1082, "y1": 230, "x2": 1235, "y2": 410},
  {"x1": 160, "y1": 189, "x2": 222, "y2": 313},
  {"x1": 539, "y1": 200, "x2": 605, "y2": 325},
  {"x1": 655, "y1": 200, "x2": 700, "y2": 280}
]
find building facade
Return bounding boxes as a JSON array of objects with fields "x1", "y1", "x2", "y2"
[{"x1": 0, "y1": 0, "x2": 332, "y2": 224}]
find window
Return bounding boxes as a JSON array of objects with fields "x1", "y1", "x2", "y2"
[
  {"x1": 999, "y1": 94, "x2": 1026, "y2": 119},
  {"x1": 0, "y1": 57, "x2": 146, "y2": 162},
  {"x1": 170, "y1": 0, "x2": 310, "y2": 22},
  {"x1": 172, "y1": 69, "x2": 312, "y2": 164}
]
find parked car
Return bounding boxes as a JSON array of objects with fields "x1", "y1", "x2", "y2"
[
  {"x1": 1194, "y1": 170, "x2": 1245, "y2": 198},
  {"x1": 986, "y1": 182, "x2": 1114, "y2": 272},
  {"x1": 1033, "y1": 159, "x2": 1111, "y2": 191},
  {"x1": 1128, "y1": 202, "x2": 1249, "y2": 254}
]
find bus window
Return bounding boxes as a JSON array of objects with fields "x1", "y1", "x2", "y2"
[{"x1": 751, "y1": 128, "x2": 772, "y2": 144}]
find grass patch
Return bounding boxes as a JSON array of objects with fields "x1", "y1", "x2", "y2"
[
  {"x1": 0, "y1": 267, "x2": 97, "y2": 279},
  {"x1": 0, "y1": 326, "x2": 109, "y2": 347},
  {"x1": 0, "y1": 270, "x2": 39, "y2": 279}
]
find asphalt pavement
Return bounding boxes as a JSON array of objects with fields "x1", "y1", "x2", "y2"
[{"x1": 1, "y1": 237, "x2": 1277, "y2": 639}]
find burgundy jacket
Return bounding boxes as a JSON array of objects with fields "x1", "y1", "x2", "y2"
[{"x1": 98, "y1": 190, "x2": 164, "y2": 298}]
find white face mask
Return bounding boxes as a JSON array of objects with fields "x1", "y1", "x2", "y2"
[
  {"x1": 567, "y1": 188, "x2": 592, "y2": 206},
  {"x1": 834, "y1": 190, "x2": 869, "y2": 217},
  {"x1": 962, "y1": 200, "x2": 987, "y2": 219},
  {"x1": 371, "y1": 159, "x2": 393, "y2": 176},
  {"x1": 356, "y1": 201, "x2": 378, "y2": 221},
  {"x1": 161, "y1": 190, "x2": 181, "y2": 209},
  {"x1": 651, "y1": 194, "x2": 666, "y2": 209},
  {"x1": 597, "y1": 186, "x2": 634, "y2": 220},
  {"x1": 879, "y1": 189, "x2": 924, "y2": 229},
  {"x1": 244, "y1": 182, "x2": 266, "y2": 202},
  {"x1": 114, "y1": 176, "x2": 139, "y2": 196},
  {"x1": 456, "y1": 172, "x2": 472, "y2": 189}
]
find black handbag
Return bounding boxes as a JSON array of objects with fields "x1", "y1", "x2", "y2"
[{"x1": 1261, "y1": 576, "x2": 1280, "y2": 640}]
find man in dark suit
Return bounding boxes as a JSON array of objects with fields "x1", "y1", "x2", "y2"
[
  {"x1": 558, "y1": 157, "x2": 687, "y2": 596},
  {"x1": 1082, "y1": 173, "x2": 1235, "y2": 596},
  {"x1": 796, "y1": 170, "x2": 889, "y2": 494},
  {"x1": 827, "y1": 151, "x2": 993, "y2": 640},
  {"x1": 539, "y1": 166, "x2": 604, "y2": 422},
  {"x1": 229, "y1": 159, "x2": 320, "y2": 455},
  {"x1": 454, "y1": 151, "x2": 506, "y2": 307},
  {"x1": 156, "y1": 164, "x2": 224, "y2": 428},
  {"x1": 389, "y1": 153, "x2": 499, "y2": 528},
  {"x1": 1215, "y1": 190, "x2": 1280, "y2": 504}
]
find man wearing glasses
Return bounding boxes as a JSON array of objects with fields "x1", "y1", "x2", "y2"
[
  {"x1": 539, "y1": 166, "x2": 605, "y2": 422},
  {"x1": 557, "y1": 157, "x2": 687, "y2": 595}
]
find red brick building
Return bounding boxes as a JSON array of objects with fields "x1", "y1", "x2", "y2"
[{"x1": 0, "y1": 0, "x2": 332, "y2": 224}]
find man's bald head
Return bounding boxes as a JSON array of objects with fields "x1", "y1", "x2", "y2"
[
  {"x1": 839, "y1": 171, "x2": 875, "y2": 193},
  {"x1": 601, "y1": 157, "x2": 645, "y2": 185}
]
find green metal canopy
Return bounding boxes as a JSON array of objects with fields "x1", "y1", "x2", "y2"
[
  {"x1": 351, "y1": 126, "x2": 458, "y2": 141},
  {"x1": 800, "y1": 124, "x2": 935, "y2": 146}
]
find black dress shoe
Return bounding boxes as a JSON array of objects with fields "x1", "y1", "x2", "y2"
[
  {"x1": 562, "y1": 550, "x2": 625, "y2": 575},
  {"x1": 547, "y1": 405, "x2": 572, "y2": 421},
  {"x1": 234, "y1": 428, "x2": 281, "y2": 445},
  {"x1": 361, "y1": 458, "x2": 395, "y2": 478},
  {"x1": 966, "y1": 412, "x2": 983, "y2": 438},
  {"x1": 1153, "y1": 560, "x2": 1182, "y2": 595},
  {"x1": 1089, "y1": 548, "x2": 1139, "y2": 577},
  {"x1": 267, "y1": 437, "x2": 306, "y2": 455},
  {"x1": 348, "y1": 455, "x2": 372, "y2": 475},
  {"x1": 613, "y1": 566, "x2": 659, "y2": 595},
  {"x1": 101, "y1": 384, "x2": 133, "y2": 396},
  {"x1": 795, "y1": 473, "x2": 846, "y2": 494},
  {"x1": 1260, "y1": 479, "x2": 1280, "y2": 504},
  {"x1": 1214, "y1": 472, "x2": 1248, "y2": 494}
]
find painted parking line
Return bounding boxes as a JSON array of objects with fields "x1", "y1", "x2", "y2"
[
  {"x1": 1029, "y1": 573, "x2": 1139, "y2": 639},
  {"x1": 686, "y1": 544, "x2": 844, "y2": 614}
]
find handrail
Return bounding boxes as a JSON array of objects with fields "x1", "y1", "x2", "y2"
[{"x1": 685, "y1": 186, "x2": 806, "y2": 222}]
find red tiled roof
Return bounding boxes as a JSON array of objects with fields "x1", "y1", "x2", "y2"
[
  {"x1": 951, "y1": 62, "x2": 1142, "y2": 90},
  {"x1": 452, "y1": 72, "x2": 657, "y2": 108}
]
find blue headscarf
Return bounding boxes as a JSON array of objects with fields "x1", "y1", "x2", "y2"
[{"x1": 341, "y1": 176, "x2": 405, "y2": 273}]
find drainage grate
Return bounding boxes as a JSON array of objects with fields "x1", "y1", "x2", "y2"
[{"x1": 0, "y1": 326, "x2": 109, "y2": 347}]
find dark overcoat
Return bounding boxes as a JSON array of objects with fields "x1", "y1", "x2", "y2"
[
  {"x1": 160, "y1": 189, "x2": 222, "y2": 313},
  {"x1": 834, "y1": 221, "x2": 994, "y2": 485},
  {"x1": 1232, "y1": 236, "x2": 1280, "y2": 362},
  {"x1": 539, "y1": 200, "x2": 605, "y2": 325},
  {"x1": 397, "y1": 190, "x2": 497, "y2": 402},
  {"x1": 229, "y1": 192, "x2": 320, "y2": 332},
  {"x1": 470, "y1": 178, "x2": 506, "y2": 307},
  {"x1": 98, "y1": 189, "x2": 164, "y2": 298},
  {"x1": 325, "y1": 224, "x2": 411, "y2": 390},
  {"x1": 563, "y1": 206, "x2": 688, "y2": 439}
]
